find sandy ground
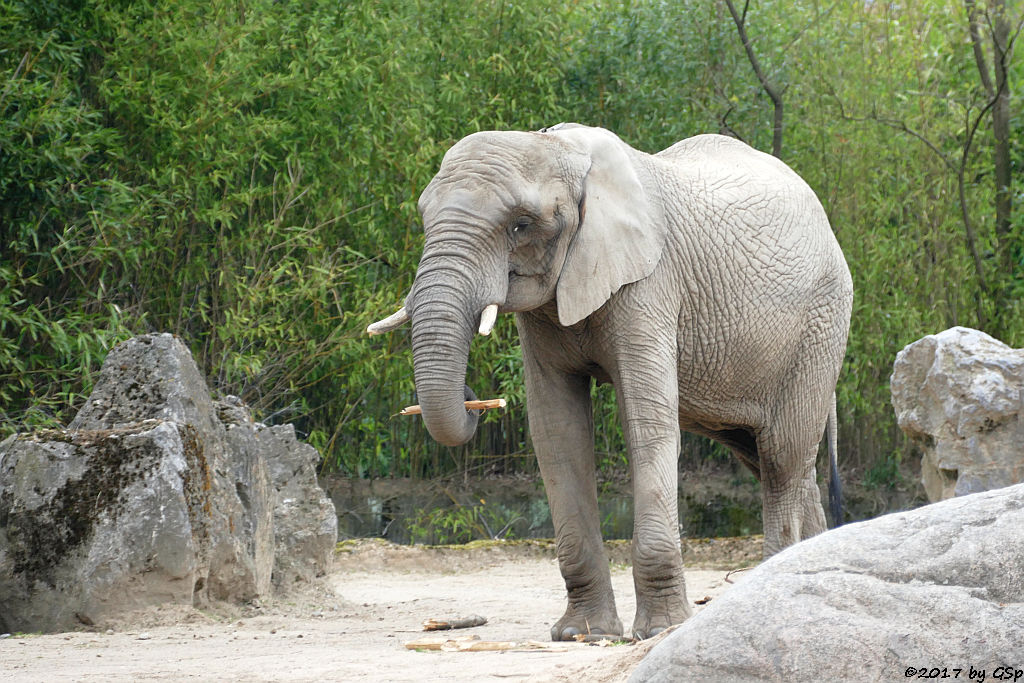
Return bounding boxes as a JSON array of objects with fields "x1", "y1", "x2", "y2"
[{"x1": 1, "y1": 538, "x2": 760, "y2": 682}]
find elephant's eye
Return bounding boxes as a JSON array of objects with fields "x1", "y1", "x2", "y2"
[{"x1": 513, "y1": 216, "x2": 532, "y2": 233}]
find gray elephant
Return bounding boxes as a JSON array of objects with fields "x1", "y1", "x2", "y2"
[{"x1": 368, "y1": 123, "x2": 853, "y2": 640}]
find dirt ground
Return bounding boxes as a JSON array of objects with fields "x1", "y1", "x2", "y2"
[{"x1": 1, "y1": 537, "x2": 761, "y2": 682}]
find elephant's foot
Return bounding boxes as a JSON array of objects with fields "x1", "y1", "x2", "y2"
[
  {"x1": 550, "y1": 602, "x2": 623, "y2": 642},
  {"x1": 631, "y1": 591, "x2": 692, "y2": 640}
]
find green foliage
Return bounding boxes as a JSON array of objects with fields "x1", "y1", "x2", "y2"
[
  {"x1": 0, "y1": 3, "x2": 138, "y2": 428},
  {"x1": 2, "y1": 0, "x2": 1021, "y2": 487},
  {"x1": 405, "y1": 497, "x2": 524, "y2": 545},
  {"x1": 864, "y1": 451, "x2": 905, "y2": 491}
]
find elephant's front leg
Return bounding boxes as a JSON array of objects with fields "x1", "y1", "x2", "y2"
[
  {"x1": 616, "y1": 350, "x2": 692, "y2": 639},
  {"x1": 523, "y1": 356, "x2": 622, "y2": 641}
]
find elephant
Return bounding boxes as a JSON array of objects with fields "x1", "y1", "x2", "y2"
[{"x1": 368, "y1": 123, "x2": 853, "y2": 641}]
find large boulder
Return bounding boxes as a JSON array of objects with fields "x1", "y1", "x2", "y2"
[
  {"x1": 630, "y1": 483, "x2": 1024, "y2": 682},
  {"x1": 0, "y1": 421, "x2": 213, "y2": 631},
  {"x1": 0, "y1": 333, "x2": 336, "y2": 633},
  {"x1": 891, "y1": 326, "x2": 1024, "y2": 501},
  {"x1": 70, "y1": 333, "x2": 275, "y2": 605}
]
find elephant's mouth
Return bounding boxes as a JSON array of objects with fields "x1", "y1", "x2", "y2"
[
  {"x1": 508, "y1": 267, "x2": 538, "y2": 295},
  {"x1": 509, "y1": 264, "x2": 543, "y2": 278}
]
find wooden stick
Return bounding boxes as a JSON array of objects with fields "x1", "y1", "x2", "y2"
[
  {"x1": 422, "y1": 615, "x2": 487, "y2": 631},
  {"x1": 405, "y1": 635, "x2": 475, "y2": 650},
  {"x1": 404, "y1": 635, "x2": 568, "y2": 652},
  {"x1": 444, "y1": 639, "x2": 517, "y2": 652},
  {"x1": 400, "y1": 399, "x2": 506, "y2": 416}
]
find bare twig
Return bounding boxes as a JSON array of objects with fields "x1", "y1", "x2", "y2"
[
  {"x1": 965, "y1": 0, "x2": 996, "y2": 97},
  {"x1": 724, "y1": 566, "x2": 753, "y2": 584},
  {"x1": 404, "y1": 634, "x2": 568, "y2": 652},
  {"x1": 824, "y1": 80, "x2": 996, "y2": 314}
]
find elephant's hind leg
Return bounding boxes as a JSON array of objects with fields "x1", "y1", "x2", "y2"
[
  {"x1": 757, "y1": 402, "x2": 830, "y2": 555},
  {"x1": 798, "y1": 466, "x2": 828, "y2": 539},
  {"x1": 711, "y1": 426, "x2": 824, "y2": 542}
]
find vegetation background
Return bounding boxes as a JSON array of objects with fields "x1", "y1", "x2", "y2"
[{"x1": 2, "y1": 1, "x2": 1021, "y2": 497}]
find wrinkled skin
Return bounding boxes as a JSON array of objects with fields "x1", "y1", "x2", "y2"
[{"x1": 373, "y1": 124, "x2": 853, "y2": 641}]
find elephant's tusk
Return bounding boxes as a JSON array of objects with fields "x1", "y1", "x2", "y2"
[
  {"x1": 366, "y1": 306, "x2": 410, "y2": 335},
  {"x1": 478, "y1": 304, "x2": 499, "y2": 336}
]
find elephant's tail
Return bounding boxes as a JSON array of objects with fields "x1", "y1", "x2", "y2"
[{"x1": 827, "y1": 393, "x2": 844, "y2": 527}]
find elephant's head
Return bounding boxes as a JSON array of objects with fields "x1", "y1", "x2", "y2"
[{"x1": 368, "y1": 124, "x2": 665, "y2": 446}]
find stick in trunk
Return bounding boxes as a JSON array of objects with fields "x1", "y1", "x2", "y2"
[{"x1": 400, "y1": 398, "x2": 506, "y2": 416}]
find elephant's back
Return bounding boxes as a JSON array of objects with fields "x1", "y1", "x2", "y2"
[
  {"x1": 656, "y1": 133, "x2": 752, "y2": 160},
  {"x1": 655, "y1": 134, "x2": 852, "y2": 371},
  {"x1": 656, "y1": 134, "x2": 774, "y2": 169},
  {"x1": 656, "y1": 134, "x2": 845, "y2": 280},
  {"x1": 657, "y1": 134, "x2": 817, "y2": 205}
]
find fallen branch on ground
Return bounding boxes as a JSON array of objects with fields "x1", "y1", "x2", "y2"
[
  {"x1": 400, "y1": 399, "x2": 506, "y2": 416},
  {"x1": 422, "y1": 615, "x2": 487, "y2": 631},
  {"x1": 724, "y1": 566, "x2": 754, "y2": 584},
  {"x1": 404, "y1": 634, "x2": 569, "y2": 652}
]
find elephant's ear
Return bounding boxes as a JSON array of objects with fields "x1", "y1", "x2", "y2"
[{"x1": 547, "y1": 126, "x2": 664, "y2": 327}]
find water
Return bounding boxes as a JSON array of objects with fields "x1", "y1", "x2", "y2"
[{"x1": 322, "y1": 475, "x2": 763, "y2": 545}]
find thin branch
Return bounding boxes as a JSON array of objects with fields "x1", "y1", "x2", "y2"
[
  {"x1": 825, "y1": 85, "x2": 956, "y2": 173},
  {"x1": 724, "y1": 0, "x2": 784, "y2": 157},
  {"x1": 965, "y1": 0, "x2": 996, "y2": 97},
  {"x1": 717, "y1": 104, "x2": 747, "y2": 142},
  {"x1": 825, "y1": 83, "x2": 995, "y2": 310},
  {"x1": 778, "y1": 1, "x2": 843, "y2": 57},
  {"x1": 957, "y1": 95, "x2": 1000, "y2": 297},
  {"x1": 967, "y1": 0, "x2": 1015, "y2": 254}
]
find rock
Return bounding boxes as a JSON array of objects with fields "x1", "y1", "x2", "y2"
[
  {"x1": 630, "y1": 484, "x2": 1024, "y2": 682},
  {"x1": 216, "y1": 400, "x2": 336, "y2": 588},
  {"x1": 0, "y1": 421, "x2": 207, "y2": 632},
  {"x1": 68, "y1": 333, "x2": 274, "y2": 605},
  {"x1": 0, "y1": 333, "x2": 336, "y2": 633},
  {"x1": 891, "y1": 326, "x2": 1024, "y2": 501},
  {"x1": 262, "y1": 424, "x2": 336, "y2": 587}
]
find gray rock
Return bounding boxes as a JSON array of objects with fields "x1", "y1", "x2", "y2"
[
  {"x1": 630, "y1": 484, "x2": 1024, "y2": 682},
  {"x1": 213, "y1": 421, "x2": 275, "y2": 604},
  {"x1": 0, "y1": 333, "x2": 336, "y2": 632},
  {"x1": 71, "y1": 333, "x2": 222, "y2": 436},
  {"x1": 0, "y1": 422, "x2": 205, "y2": 632},
  {"x1": 261, "y1": 424, "x2": 337, "y2": 587},
  {"x1": 217, "y1": 399, "x2": 336, "y2": 588},
  {"x1": 68, "y1": 333, "x2": 273, "y2": 604},
  {"x1": 891, "y1": 326, "x2": 1024, "y2": 501}
]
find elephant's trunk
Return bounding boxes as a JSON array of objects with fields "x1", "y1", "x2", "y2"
[{"x1": 409, "y1": 279, "x2": 481, "y2": 447}]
